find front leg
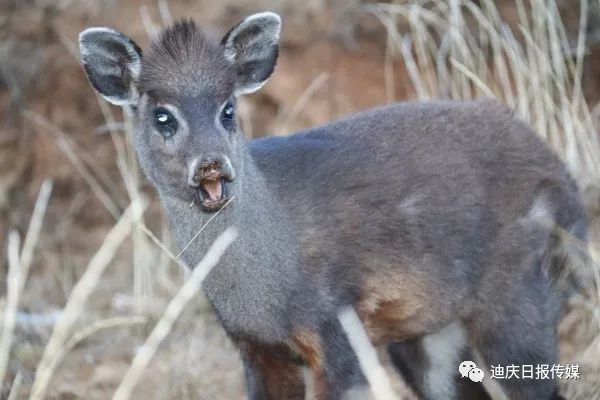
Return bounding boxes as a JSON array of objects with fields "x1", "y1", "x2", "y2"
[
  {"x1": 295, "y1": 320, "x2": 371, "y2": 400},
  {"x1": 240, "y1": 341, "x2": 305, "y2": 400}
]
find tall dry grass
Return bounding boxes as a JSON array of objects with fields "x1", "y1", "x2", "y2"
[
  {"x1": 1, "y1": 0, "x2": 600, "y2": 399},
  {"x1": 29, "y1": 199, "x2": 148, "y2": 400},
  {"x1": 368, "y1": 0, "x2": 600, "y2": 190}
]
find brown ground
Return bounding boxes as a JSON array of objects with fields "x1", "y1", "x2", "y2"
[{"x1": 1, "y1": 0, "x2": 600, "y2": 399}]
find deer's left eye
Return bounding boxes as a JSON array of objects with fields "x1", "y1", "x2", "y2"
[
  {"x1": 220, "y1": 102, "x2": 235, "y2": 131},
  {"x1": 153, "y1": 108, "x2": 178, "y2": 138}
]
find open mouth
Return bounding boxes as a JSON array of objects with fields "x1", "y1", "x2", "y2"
[{"x1": 196, "y1": 178, "x2": 230, "y2": 212}]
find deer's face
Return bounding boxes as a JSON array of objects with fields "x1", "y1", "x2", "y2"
[{"x1": 79, "y1": 13, "x2": 281, "y2": 212}]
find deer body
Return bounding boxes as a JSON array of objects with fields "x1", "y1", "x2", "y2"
[{"x1": 79, "y1": 13, "x2": 585, "y2": 400}]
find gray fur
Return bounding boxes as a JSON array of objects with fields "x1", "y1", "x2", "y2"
[{"x1": 79, "y1": 14, "x2": 584, "y2": 400}]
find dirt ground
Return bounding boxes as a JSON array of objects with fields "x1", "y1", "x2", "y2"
[{"x1": 2, "y1": 0, "x2": 600, "y2": 399}]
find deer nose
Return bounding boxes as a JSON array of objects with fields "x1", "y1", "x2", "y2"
[{"x1": 188, "y1": 154, "x2": 234, "y2": 188}]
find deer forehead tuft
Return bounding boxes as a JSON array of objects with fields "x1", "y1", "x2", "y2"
[{"x1": 138, "y1": 20, "x2": 234, "y2": 97}]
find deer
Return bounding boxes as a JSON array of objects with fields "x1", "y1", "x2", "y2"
[{"x1": 79, "y1": 12, "x2": 587, "y2": 400}]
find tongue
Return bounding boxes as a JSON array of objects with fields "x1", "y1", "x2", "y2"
[{"x1": 202, "y1": 180, "x2": 222, "y2": 201}]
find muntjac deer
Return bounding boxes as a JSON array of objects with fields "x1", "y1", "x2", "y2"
[{"x1": 79, "y1": 12, "x2": 586, "y2": 400}]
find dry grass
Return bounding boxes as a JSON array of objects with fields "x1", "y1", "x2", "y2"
[
  {"x1": 113, "y1": 227, "x2": 237, "y2": 400},
  {"x1": 367, "y1": 0, "x2": 600, "y2": 189},
  {"x1": 0, "y1": 181, "x2": 53, "y2": 391},
  {"x1": 1, "y1": 0, "x2": 600, "y2": 399},
  {"x1": 30, "y1": 199, "x2": 147, "y2": 400}
]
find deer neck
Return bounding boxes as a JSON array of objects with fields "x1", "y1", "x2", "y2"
[
  {"x1": 159, "y1": 142, "x2": 301, "y2": 343},
  {"x1": 162, "y1": 146, "x2": 288, "y2": 260}
]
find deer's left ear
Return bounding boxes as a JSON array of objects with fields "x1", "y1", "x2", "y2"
[
  {"x1": 79, "y1": 27, "x2": 142, "y2": 106},
  {"x1": 221, "y1": 12, "x2": 281, "y2": 95}
]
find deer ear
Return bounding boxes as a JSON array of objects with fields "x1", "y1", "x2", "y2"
[
  {"x1": 221, "y1": 12, "x2": 281, "y2": 95},
  {"x1": 79, "y1": 27, "x2": 142, "y2": 106}
]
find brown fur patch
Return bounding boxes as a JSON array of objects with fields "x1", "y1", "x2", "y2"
[
  {"x1": 291, "y1": 329, "x2": 323, "y2": 369},
  {"x1": 241, "y1": 341, "x2": 305, "y2": 399},
  {"x1": 291, "y1": 329, "x2": 327, "y2": 400},
  {"x1": 291, "y1": 329, "x2": 329, "y2": 400},
  {"x1": 357, "y1": 271, "x2": 445, "y2": 344}
]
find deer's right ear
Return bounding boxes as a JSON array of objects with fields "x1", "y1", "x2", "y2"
[
  {"x1": 221, "y1": 12, "x2": 281, "y2": 95},
  {"x1": 79, "y1": 28, "x2": 142, "y2": 106}
]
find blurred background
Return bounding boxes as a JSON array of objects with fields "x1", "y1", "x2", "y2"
[{"x1": 2, "y1": 0, "x2": 600, "y2": 399}]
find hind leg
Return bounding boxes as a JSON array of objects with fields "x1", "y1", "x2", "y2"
[
  {"x1": 469, "y1": 314, "x2": 563, "y2": 400},
  {"x1": 388, "y1": 322, "x2": 492, "y2": 400},
  {"x1": 469, "y1": 217, "x2": 565, "y2": 400}
]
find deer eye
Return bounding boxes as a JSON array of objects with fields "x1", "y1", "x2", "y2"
[
  {"x1": 153, "y1": 107, "x2": 178, "y2": 138},
  {"x1": 220, "y1": 101, "x2": 235, "y2": 131}
]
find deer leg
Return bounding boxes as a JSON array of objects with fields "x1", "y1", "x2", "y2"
[
  {"x1": 468, "y1": 218, "x2": 564, "y2": 400},
  {"x1": 309, "y1": 319, "x2": 371, "y2": 400},
  {"x1": 240, "y1": 341, "x2": 305, "y2": 400}
]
